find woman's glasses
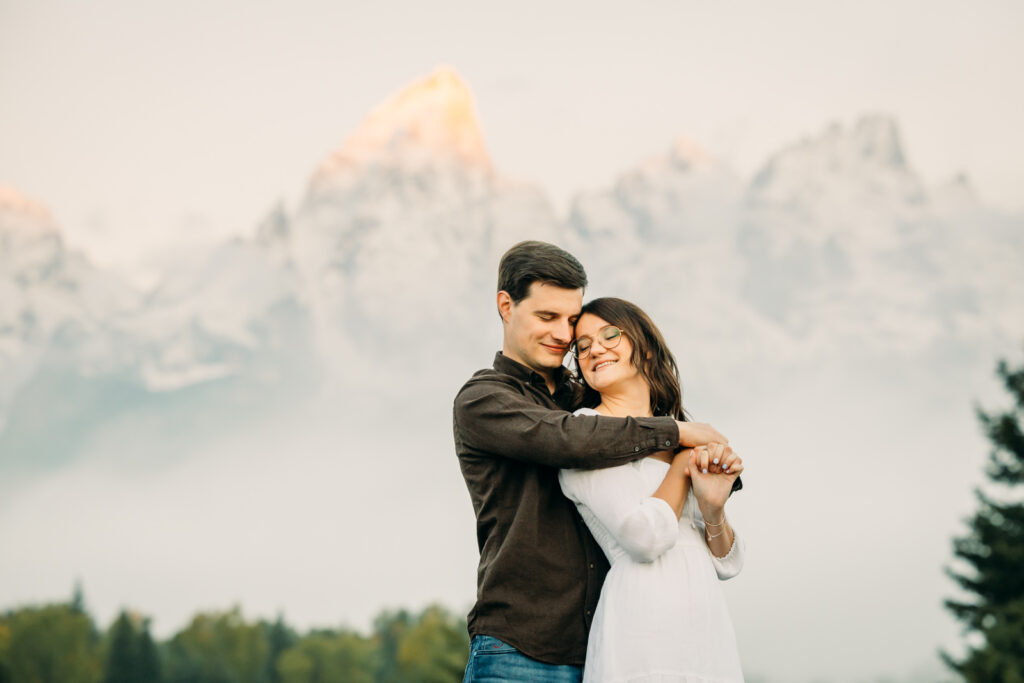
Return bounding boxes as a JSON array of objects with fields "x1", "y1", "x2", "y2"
[{"x1": 574, "y1": 325, "x2": 624, "y2": 360}]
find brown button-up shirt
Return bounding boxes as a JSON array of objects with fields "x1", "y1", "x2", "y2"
[{"x1": 453, "y1": 352, "x2": 680, "y2": 666}]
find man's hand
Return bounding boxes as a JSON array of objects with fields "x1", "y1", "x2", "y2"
[{"x1": 676, "y1": 421, "x2": 728, "y2": 448}]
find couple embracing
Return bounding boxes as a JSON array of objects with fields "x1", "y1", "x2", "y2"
[{"x1": 454, "y1": 241, "x2": 746, "y2": 683}]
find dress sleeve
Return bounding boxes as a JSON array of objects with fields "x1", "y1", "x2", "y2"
[
  {"x1": 693, "y1": 504, "x2": 745, "y2": 580},
  {"x1": 560, "y1": 463, "x2": 679, "y2": 563}
]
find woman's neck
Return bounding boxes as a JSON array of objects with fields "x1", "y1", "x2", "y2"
[{"x1": 595, "y1": 380, "x2": 653, "y2": 418}]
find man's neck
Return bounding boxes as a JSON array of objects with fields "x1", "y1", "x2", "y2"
[
  {"x1": 501, "y1": 350, "x2": 558, "y2": 394},
  {"x1": 537, "y1": 365, "x2": 558, "y2": 394}
]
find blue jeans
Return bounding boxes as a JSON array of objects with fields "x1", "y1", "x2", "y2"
[{"x1": 462, "y1": 635, "x2": 582, "y2": 682}]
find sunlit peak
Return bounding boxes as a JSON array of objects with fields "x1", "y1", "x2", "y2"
[
  {"x1": 670, "y1": 137, "x2": 714, "y2": 167},
  {"x1": 317, "y1": 66, "x2": 492, "y2": 178},
  {"x1": 0, "y1": 185, "x2": 57, "y2": 232}
]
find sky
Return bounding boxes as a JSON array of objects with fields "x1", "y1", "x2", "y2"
[
  {"x1": 2, "y1": 0, "x2": 1023, "y2": 285},
  {"x1": 2, "y1": 3, "x2": 1024, "y2": 682}
]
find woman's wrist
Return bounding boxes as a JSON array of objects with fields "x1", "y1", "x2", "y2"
[
  {"x1": 698, "y1": 502, "x2": 725, "y2": 523},
  {"x1": 670, "y1": 457, "x2": 690, "y2": 477}
]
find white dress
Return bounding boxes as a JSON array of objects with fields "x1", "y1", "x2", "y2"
[{"x1": 559, "y1": 408, "x2": 745, "y2": 683}]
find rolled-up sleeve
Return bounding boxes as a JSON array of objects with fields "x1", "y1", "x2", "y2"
[
  {"x1": 560, "y1": 465, "x2": 679, "y2": 563},
  {"x1": 455, "y1": 379, "x2": 678, "y2": 469}
]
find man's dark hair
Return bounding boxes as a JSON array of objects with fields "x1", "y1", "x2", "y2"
[{"x1": 497, "y1": 240, "x2": 587, "y2": 303}]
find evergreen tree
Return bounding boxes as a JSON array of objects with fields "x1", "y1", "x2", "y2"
[
  {"x1": 944, "y1": 352, "x2": 1024, "y2": 681},
  {"x1": 103, "y1": 613, "x2": 137, "y2": 683},
  {"x1": 71, "y1": 580, "x2": 86, "y2": 615},
  {"x1": 103, "y1": 611, "x2": 163, "y2": 683},
  {"x1": 265, "y1": 614, "x2": 297, "y2": 683},
  {"x1": 136, "y1": 620, "x2": 162, "y2": 683},
  {"x1": 372, "y1": 609, "x2": 411, "y2": 683}
]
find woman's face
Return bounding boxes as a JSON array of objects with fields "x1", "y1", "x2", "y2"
[{"x1": 575, "y1": 312, "x2": 641, "y2": 393}]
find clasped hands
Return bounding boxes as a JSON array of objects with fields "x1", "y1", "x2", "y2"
[
  {"x1": 669, "y1": 421, "x2": 744, "y2": 512},
  {"x1": 685, "y1": 443, "x2": 742, "y2": 512},
  {"x1": 673, "y1": 422, "x2": 741, "y2": 475}
]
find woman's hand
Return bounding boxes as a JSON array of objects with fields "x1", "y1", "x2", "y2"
[
  {"x1": 689, "y1": 448, "x2": 742, "y2": 558},
  {"x1": 688, "y1": 446, "x2": 743, "y2": 512},
  {"x1": 692, "y1": 442, "x2": 739, "y2": 475},
  {"x1": 675, "y1": 421, "x2": 728, "y2": 448}
]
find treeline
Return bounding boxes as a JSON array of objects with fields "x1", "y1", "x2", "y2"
[{"x1": 0, "y1": 588, "x2": 468, "y2": 683}]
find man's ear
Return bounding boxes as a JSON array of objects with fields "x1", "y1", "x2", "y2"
[{"x1": 497, "y1": 291, "x2": 513, "y2": 323}]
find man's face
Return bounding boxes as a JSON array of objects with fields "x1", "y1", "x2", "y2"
[{"x1": 499, "y1": 281, "x2": 583, "y2": 379}]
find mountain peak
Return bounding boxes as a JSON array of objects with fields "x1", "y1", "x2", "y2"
[
  {"x1": 669, "y1": 136, "x2": 714, "y2": 168},
  {"x1": 849, "y1": 114, "x2": 906, "y2": 168},
  {"x1": 748, "y1": 114, "x2": 923, "y2": 208},
  {"x1": 0, "y1": 185, "x2": 58, "y2": 235},
  {"x1": 314, "y1": 66, "x2": 492, "y2": 182}
]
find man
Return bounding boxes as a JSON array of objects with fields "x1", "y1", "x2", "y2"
[{"x1": 453, "y1": 241, "x2": 727, "y2": 681}]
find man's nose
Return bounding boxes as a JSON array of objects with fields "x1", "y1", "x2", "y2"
[{"x1": 553, "y1": 320, "x2": 572, "y2": 343}]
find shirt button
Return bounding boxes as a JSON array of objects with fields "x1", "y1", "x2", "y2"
[
  {"x1": 633, "y1": 446, "x2": 640, "y2": 452},
  {"x1": 664, "y1": 440, "x2": 672, "y2": 447},
  {"x1": 586, "y1": 610, "x2": 592, "y2": 616},
  {"x1": 589, "y1": 563, "x2": 595, "y2": 569}
]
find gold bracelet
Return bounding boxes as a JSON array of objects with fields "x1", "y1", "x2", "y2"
[{"x1": 704, "y1": 515, "x2": 727, "y2": 527}]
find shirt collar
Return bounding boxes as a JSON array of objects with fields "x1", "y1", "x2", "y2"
[{"x1": 492, "y1": 351, "x2": 571, "y2": 392}]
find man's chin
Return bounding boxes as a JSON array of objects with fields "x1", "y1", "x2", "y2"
[{"x1": 529, "y1": 355, "x2": 565, "y2": 372}]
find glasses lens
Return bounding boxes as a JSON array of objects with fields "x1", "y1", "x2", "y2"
[
  {"x1": 601, "y1": 327, "x2": 621, "y2": 348},
  {"x1": 576, "y1": 327, "x2": 620, "y2": 360}
]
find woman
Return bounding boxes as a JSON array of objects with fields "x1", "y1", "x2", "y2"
[{"x1": 559, "y1": 297, "x2": 746, "y2": 683}]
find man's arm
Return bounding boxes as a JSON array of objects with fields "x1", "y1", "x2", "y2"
[{"x1": 454, "y1": 379, "x2": 679, "y2": 470}]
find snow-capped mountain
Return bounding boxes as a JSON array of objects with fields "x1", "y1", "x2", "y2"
[
  {"x1": 121, "y1": 202, "x2": 312, "y2": 392},
  {"x1": 1, "y1": 70, "x2": 1022, "y2": 463},
  {"x1": 569, "y1": 136, "x2": 743, "y2": 248},
  {"x1": 0, "y1": 187, "x2": 139, "y2": 432},
  {"x1": 558, "y1": 113, "x2": 1024, "y2": 381},
  {"x1": 736, "y1": 115, "x2": 1024, "y2": 354},
  {"x1": 311, "y1": 66, "x2": 492, "y2": 188},
  {"x1": 290, "y1": 67, "x2": 560, "y2": 384}
]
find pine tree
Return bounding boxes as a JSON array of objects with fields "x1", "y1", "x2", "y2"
[
  {"x1": 136, "y1": 619, "x2": 162, "y2": 683},
  {"x1": 70, "y1": 580, "x2": 86, "y2": 615},
  {"x1": 944, "y1": 353, "x2": 1024, "y2": 681},
  {"x1": 103, "y1": 613, "x2": 136, "y2": 683},
  {"x1": 265, "y1": 614, "x2": 296, "y2": 683},
  {"x1": 103, "y1": 611, "x2": 162, "y2": 683},
  {"x1": 373, "y1": 609, "x2": 412, "y2": 683}
]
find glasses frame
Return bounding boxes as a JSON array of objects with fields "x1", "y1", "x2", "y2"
[{"x1": 573, "y1": 325, "x2": 625, "y2": 360}]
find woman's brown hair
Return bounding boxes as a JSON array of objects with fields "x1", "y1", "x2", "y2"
[{"x1": 574, "y1": 297, "x2": 688, "y2": 421}]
